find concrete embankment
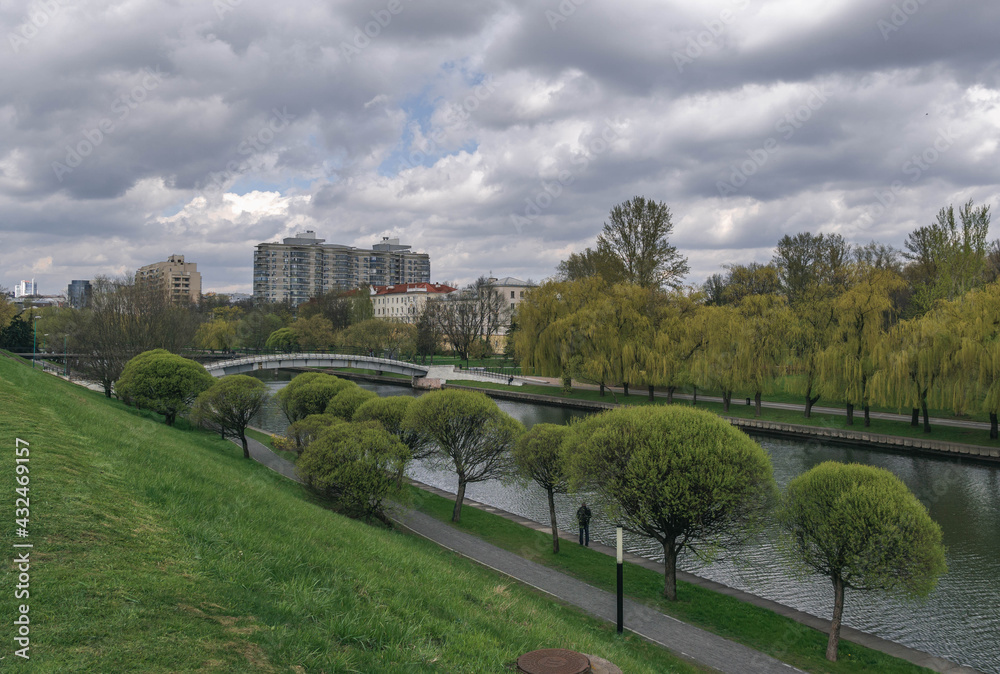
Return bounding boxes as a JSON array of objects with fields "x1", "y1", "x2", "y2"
[{"x1": 444, "y1": 383, "x2": 1000, "y2": 464}]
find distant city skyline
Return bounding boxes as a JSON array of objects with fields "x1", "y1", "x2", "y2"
[{"x1": 2, "y1": 1, "x2": 997, "y2": 297}]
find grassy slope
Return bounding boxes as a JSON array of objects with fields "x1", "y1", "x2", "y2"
[
  {"x1": 408, "y1": 487, "x2": 933, "y2": 674},
  {"x1": 0, "y1": 358, "x2": 700, "y2": 673},
  {"x1": 453, "y1": 381, "x2": 1000, "y2": 449}
]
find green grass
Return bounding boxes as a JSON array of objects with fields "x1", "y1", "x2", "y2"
[
  {"x1": 407, "y1": 486, "x2": 933, "y2": 674},
  {"x1": 449, "y1": 381, "x2": 1000, "y2": 449},
  {"x1": 0, "y1": 356, "x2": 702, "y2": 672}
]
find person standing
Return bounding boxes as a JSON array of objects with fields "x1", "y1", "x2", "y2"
[{"x1": 576, "y1": 502, "x2": 592, "y2": 546}]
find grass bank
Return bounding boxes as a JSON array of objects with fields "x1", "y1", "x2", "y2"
[
  {"x1": 407, "y1": 486, "x2": 932, "y2": 674},
  {"x1": 451, "y1": 380, "x2": 1000, "y2": 450},
  {"x1": 0, "y1": 357, "x2": 701, "y2": 672}
]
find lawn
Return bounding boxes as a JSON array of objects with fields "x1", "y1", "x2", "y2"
[
  {"x1": 0, "y1": 355, "x2": 701, "y2": 672},
  {"x1": 408, "y1": 486, "x2": 934, "y2": 674}
]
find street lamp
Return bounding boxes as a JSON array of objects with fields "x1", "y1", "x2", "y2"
[{"x1": 32, "y1": 316, "x2": 41, "y2": 369}]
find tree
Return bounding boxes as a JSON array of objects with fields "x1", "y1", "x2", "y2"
[
  {"x1": 556, "y1": 247, "x2": 625, "y2": 286},
  {"x1": 596, "y1": 196, "x2": 689, "y2": 290},
  {"x1": 715, "y1": 262, "x2": 783, "y2": 305},
  {"x1": 298, "y1": 421, "x2": 410, "y2": 523},
  {"x1": 403, "y1": 389, "x2": 524, "y2": 522},
  {"x1": 195, "y1": 318, "x2": 239, "y2": 352},
  {"x1": 950, "y1": 283, "x2": 1000, "y2": 438},
  {"x1": 289, "y1": 315, "x2": 337, "y2": 350},
  {"x1": 691, "y1": 304, "x2": 742, "y2": 411},
  {"x1": 778, "y1": 462, "x2": 947, "y2": 662},
  {"x1": 641, "y1": 290, "x2": 704, "y2": 403},
  {"x1": 115, "y1": 349, "x2": 215, "y2": 425},
  {"x1": 0, "y1": 313, "x2": 32, "y2": 353},
  {"x1": 414, "y1": 309, "x2": 441, "y2": 363},
  {"x1": 353, "y1": 395, "x2": 433, "y2": 459},
  {"x1": 568, "y1": 405, "x2": 775, "y2": 600},
  {"x1": 236, "y1": 310, "x2": 284, "y2": 352},
  {"x1": 265, "y1": 327, "x2": 299, "y2": 351},
  {"x1": 191, "y1": 375, "x2": 269, "y2": 458},
  {"x1": 734, "y1": 294, "x2": 791, "y2": 416},
  {"x1": 820, "y1": 264, "x2": 905, "y2": 426},
  {"x1": 512, "y1": 424, "x2": 572, "y2": 553},
  {"x1": 903, "y1": 200, "x2": 991, "y2": 316},
  {"x1": 275, "y1": 372, "x2": 354, "y2": 423},
  {"x1": 285, "y1": 413, "x2": 338, "y2": 454},
  {"x1": 325, "y1": 386, "x2": 378, "y2": 420},
  {"x1": 772, "y1": 232, "x2": 850, "y2": 306},
  {"x1": 428, "y1": 278, "x2": 509, "y2": 361},
  {"x1": 0, "y1": 293, "x2": 16, "y2": 333}
]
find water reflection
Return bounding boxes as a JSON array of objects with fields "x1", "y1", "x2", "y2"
[{"x1": 253, "y1": 372, "x2": 1000, "y2": 673}]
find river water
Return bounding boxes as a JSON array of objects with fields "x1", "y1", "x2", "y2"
[{"x1": 254, "y1": 373, "x2": 1000, "y2": 673}]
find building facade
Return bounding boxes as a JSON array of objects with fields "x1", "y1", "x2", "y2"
[
  {"x1": 371, "y1": 282, "x2": 457, "y2": 323},
  {"x1": 136, "y1": 255, "x2": 202, "y2": 304},
  {"x1": 488, "y1": 276, "x2": 536, "y2": 330},
  {"x1": 253, "y1": 231, "x2": 431, "y2": 306},
  {"x1": 67, "y1": 280, "x2": 92, "y2": 309},
  {"x1": 13, "y1": 279, "x2": 36, "y2": 298}
]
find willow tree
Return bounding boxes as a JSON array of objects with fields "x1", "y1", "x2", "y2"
[
  {"x1": 734, "y1": 294, "x2": 792, "y2": 416},
  {"x1": 691, "y1": 304, "x2": 742, "y2": 411},
  {"x1": 954, "y1": 282, "x2": 1000, "y2": 438},
  {"x1": 872, "y1": 307, "x2": 960, "y2": 433},
  {"x1": 779, "y1": 462, "x2": 947, "y2": 662},
  {"x1": 569, "y1": 406, "x2": 775, "y2": 600},
  {"x1": 640, "y1": 290, "x2": 704, "y2": 403},
  {"x1": 513, "y1": 278, "x2": 602, "y2": 379},
  {"x1": 820, "y1": 265, "x2": 905, "y2": 426}
]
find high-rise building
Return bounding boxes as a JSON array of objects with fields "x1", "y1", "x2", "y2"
[
  {"x1": 136, "y1": 255, "x2": 202, "y2": 305},
  {"x1": 67, "y1": 280, "x2": 92, "y2": 309},
  {"x1": 13, "y1": 279, "x2": 36, "y2": 298},
  {"x1": 253, "y1": 232, "x2": 431, "y2": 306}
]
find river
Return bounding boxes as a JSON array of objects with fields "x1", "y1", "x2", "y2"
[{"x1": 253, "y1": 373, "x2": 1000, "y2": 673}]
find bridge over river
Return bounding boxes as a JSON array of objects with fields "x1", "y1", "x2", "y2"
[{"x1": 204, "y1": 353, "x2": 431, "y2": 378}]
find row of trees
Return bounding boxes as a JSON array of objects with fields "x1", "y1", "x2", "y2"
[
  {"x1": 516, "y1": 201, "x2": 1000, "y2": 438},
  {"x1": 280, "y1": 382, "x2": 944, "y2": 664}
]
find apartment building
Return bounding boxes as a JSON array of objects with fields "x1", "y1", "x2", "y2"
[
  {"x1": 136, "y1": 255, "x2": 202, "y2": 304},
  {"x1": 489, "y1": 276, "x2": 536, "y2": 322},
  {"x1": 67, "y1": 280, "x2": 92, "y2": 309},
  {"x1": 253, "y1": 231, "x2": 431, "y2": 306},
  {"x1": 371, "y1": 282, "x2": 457, "y2": 323}
]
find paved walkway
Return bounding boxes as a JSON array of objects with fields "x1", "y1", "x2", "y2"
[{"x1": 236, "y1": 435, "x2": 980, "y2": 674}]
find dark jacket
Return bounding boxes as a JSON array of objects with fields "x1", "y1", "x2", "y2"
[{"x1": 576, "y1": 504, "x2": 592, "y2": 526}]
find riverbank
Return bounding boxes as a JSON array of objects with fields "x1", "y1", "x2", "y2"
[{"x1": 442, "y1": 382, "x2": 1000, "y2": 464}]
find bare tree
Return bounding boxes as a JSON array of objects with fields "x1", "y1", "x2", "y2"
[{"x1": 428, "y1": 277, "x2": 509, "y2": 360}]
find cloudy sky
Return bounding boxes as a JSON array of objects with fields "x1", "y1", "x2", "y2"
[{"x1": 2, "y1": 0, "x2": 999, "y2": 295}]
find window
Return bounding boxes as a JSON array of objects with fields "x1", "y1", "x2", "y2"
[{"x1": 510, "y1": 291, "x2": 515, "y2": 298}]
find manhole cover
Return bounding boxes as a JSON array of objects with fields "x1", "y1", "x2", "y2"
[{"x1": 516, "y1": 648, "x2": 591, "y2": 674}]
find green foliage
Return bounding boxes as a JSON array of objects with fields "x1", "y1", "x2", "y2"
[
  {"x1": 568, "y1": 405, "x2": 776, "y2": 600},
  {"x1": 236, "y1": 310, "x2": 283, "y2": 351},
  {"x1": 264, "y1": 326, "x2": 299, "y2": 351},
  {"x1": 194, "y1": 318, "x2": 238, "y2": 351},
  {"x1": 325, "y1": 385, "x2": 378, "y2": 420},
  {"x1": 290, "y1": 315, "x2": 337, "y2": 350},
  {"x1": 297, "y1": 421, "x2": 410, "y2": 522},
  {"x1": 0, "y1": 312, "x2": 32, "y2": 352},
  {"x1": 191, "y1": 374, "x2": 269, "y2": 457},
  {"x1": 353, "y1": 395, "x2": 432, "y2": 459},
  {"x1": 115, "y1": 349, "x2": 215, "y2": 425},
  {"x1": 286, "y1": 413, "x2": 338, "y2": 452},
  {"x1": 403, "y1": 389, "x2": 525, "y2": 521},
  {"x1": 513, "y1": 423, "x2": 572, "y2": 552},
  {"x1": 778, "y1": 461, "x2": 947, "y2": 661},
  {"x1": 274, "y1": 372, "x2": 354, "y2": 423}
]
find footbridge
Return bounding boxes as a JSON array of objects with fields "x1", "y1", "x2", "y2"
[{"x1": 204, "y1": 353, "x2": 430, "y2": 378}]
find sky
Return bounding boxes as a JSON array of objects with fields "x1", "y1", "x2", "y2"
[{"x1": 2, "y1": 0, "x2": 999, "y2": 295}]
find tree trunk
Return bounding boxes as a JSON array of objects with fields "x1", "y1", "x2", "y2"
[
  {"x1": 754, "y1": 391, "x2": 762, "y2": 417},
  {"x1": 452, "y1": 480, "x2": 467, "y2": 522},
  {"x1": 599, "y1": 383, "x2": 605, "y2": 397},
  {"x1": 826, "y1": 575, "x2": 845, "y2": 661},
  {"x1": 667, "y1": 386, "x2": 675, "y2": 404},
  {"x1": 103, "y1": 380, "x2": 112, "y2": 398},
  {"x1": 864, "y1": 404, "x2": 871, "y2": 427},
  {"x1": 846, "y1": 403, "x2": 854, "y2": 425},
  {"x1": 692, "y1": 385, "x2": 697, "y2": 405},
  {"x1": 805, "y1": 394, "x2": 820, "y2": 418},
  {"x1": 722, "y1": 391, "x2": 731, "y2": 412},
  {"x1": 991, "y1": 412, "x2": 998, "y2": 440},
  {"x1": 911, "y1": 408, "x2": 920, "y2": 426},
  {"x1": 648, "y1": 385, "x2": 655, "y2": 402},
  {"x1": 662, "y1": 540, "x2": 678, "y2": 601},
  {"x1": 547, "y1": 487, "x2": 559, "y2": 554},
  {"x1": 922, "y1": 400, "x2": 931, "y2": 433},
  {"x1": 165, "y1": 412, "x2": 176, "y2": 426},
  {"x1": 240, "y1": 432, "x2": 250, "y2": 459},
  {"x1": 623, "y1": 382, "x2": 629, "y2": 397}
]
